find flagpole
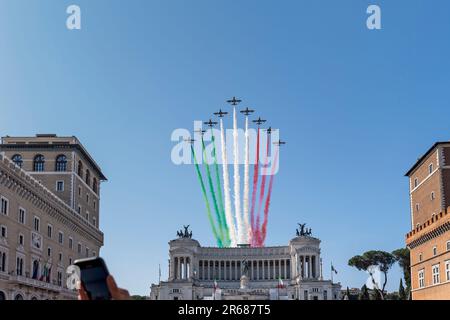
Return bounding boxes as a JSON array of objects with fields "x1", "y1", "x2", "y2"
[{"x1": 331, "y1": 262, "x2": 333, "y2": 283}]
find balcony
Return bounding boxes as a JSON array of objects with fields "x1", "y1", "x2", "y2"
[{"x1": 8, "y1": 274, "x2": 76, "y2": 296}]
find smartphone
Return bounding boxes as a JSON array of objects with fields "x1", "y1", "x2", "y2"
[{"x1": 74, "y1": 257, "x2": 112, "y2": 300}]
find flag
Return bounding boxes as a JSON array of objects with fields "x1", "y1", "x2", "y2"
[
  {"x1": 46, "y1": 266, "x2": 52, "y2": 283},
  {"x1": 331, "y1": 264, "x2": 338, "y2": 274},
  {"x1": 277, "y1": 277, "x2": 285, "y2": 289}
]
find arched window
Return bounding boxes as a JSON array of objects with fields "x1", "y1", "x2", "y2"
[
  {"x1": 85, "y1": 169, "x2": 90, "y2": 186},
  {"x1": 93, "y1": 178, "x2": 98, "y2": 194},
  {"x1": 14, "y1": 294, "x2": 23, "y2": 300},
  {"x1": 77, "y1": 161, "x2": 83, "y2": 178},
  {"x1": 11, "y1": 154, "x2": 23, "y2": 168},
  {"x1": 55, "y1": 155, "x2": 67, "y2": 172},
  {"x1": 33, "y1": 155, "x2": 45, "y2": 172}
]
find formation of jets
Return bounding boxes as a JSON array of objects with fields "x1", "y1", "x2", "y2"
[{"x1": 191, "y1": 97, "x2": 286, "y2": 146}]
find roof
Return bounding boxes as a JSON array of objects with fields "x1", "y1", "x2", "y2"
[
  {"x1": 0, "y1": 135, "x2": 107, "y2": 180},
  {"x1": 404, "y1": 141, "x2": 450, "y2": 177}
]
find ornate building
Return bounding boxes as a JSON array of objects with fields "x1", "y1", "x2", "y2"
[
  {"x1": 150, "y1": 225, "x2": 341, "y2": 300},
  {"x1": 0, "y1": 135, "x2": 106, "y2": 300},
  {"x1": 405, "y1": 142, "x2": 450, "y2": 300}
]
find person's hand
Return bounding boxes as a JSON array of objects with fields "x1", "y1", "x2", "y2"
[{"x1": 77, "y1": 275, "x2": 130, "y2": 300}]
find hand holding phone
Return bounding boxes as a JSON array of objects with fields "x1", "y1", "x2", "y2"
[{"x1": 74, "y1": 257, "x2": 130, "y2": 300}]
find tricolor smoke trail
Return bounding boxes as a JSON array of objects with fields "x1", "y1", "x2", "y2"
[
  {"x1": 260, "y1": 147, "x2": 279, "y2": 246},
  {"x1": 211, "y1": 129, "x2": 230, "y2": 246},
  {"x1": 220, "y1": 119, "x2": 237, "y2": 246},
  {"x1": 233, "y1": 107, "x2": 244, "y2": 244},
  {"x1": 243, "y1": 116, "x2": 250, "y2": 244},
  {"x1": 255, "y1": 131, "x2": 271, "y2": 245},
  {"x1": 191, "y1": 144, "x2": 222, "y2": 247},
  {"x1": 250, "y1": 128, "x2": 260, "y2": 246},
  {"x1": 201, "y1": 136, "x2": 225, "y2": 245}
]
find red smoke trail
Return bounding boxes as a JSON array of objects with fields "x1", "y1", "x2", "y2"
[
  {"x1": 259, "y1": 147, "x2": 279, "y2": 246},
  {"x1": 255, "y1": 133, "x2": 270, "y2": 246},
  {"x1": 249, "y1": 128, "x2": 260, "y2": 246}
]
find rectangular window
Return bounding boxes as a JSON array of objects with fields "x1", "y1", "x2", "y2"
[
  {"x1": 1, "y1": 197, "x2": 8, "y2": 215},
  {"x1": 69, "y1": 237, "x2": 73, "y2": 250},
  {"x1": 304, "y1": 290, "x2": 308, "y2": 300},
  {"x1": 0, "y1": 226, "x2": 7, "y2": 238},
  {"x1": 86, "y1": 194, "x2": 89, "y2": 204},
  {"x1": 93, "y1": 217, "x2": 97, "y2": 228},
  {"x1": 78, "y1": 243, "x2": 82, "y2": 254},
  {"x1": 446, "y1": 260, "x2": 450, "y2": 282},
  {"x1": 56, "y1": 181, "x2": 64, "y2": 192},
  {"x1": 414, "y1": 178, "x2": 418, "y2": 188},
  {"x1": 58, "y1": 231, "x2": 64, "y2": 244},
  {"x1": 0, "y1": 251, "x2": 6, "y2": 272},
  {"x1": 433, "y1": 246, "x2": 437, "y2": 256},
  {"x1": 47, "y1": 247, "x2": 52, "y2": 257},
  {"x1": 431, "y1": 192, "x2": 435, "y2": 200},
  {"x1": 432, "y1": 264, "x2": 440, "y2": 285},
  {"x1": 59, "y1": 252, "x2": 63, "y2": 263},
  {"x1": 415, "y1": 204, "x2": 419, "y2": 212},
  {"x1": 18, "y1": 208, "x2": 26, "y2": 224},
  {"x1": 57, "y1": 271, "x2": 62, "y2": 286},
  {"x1": 419, "y1": 253, "x2": 423, "y2": 262},
  {"x1": 418, "y1": 270, "x2": 425, "y2": 288},
  {"x1": 18, "y1": 234, "x2": 24, "y2": 246},
  {"x1": 34, "y1": 217, "x2": 40, "y2": 232},
  {"x1": 85, "y1": 247, "x2": 89, "y2": 257},
  {"x1": 447, "y1": 241, "x2": 450, "y2": 251},
  {"x1": 78, "y1": 187, "x2": 81, "y2": 196},
  {"x1": 429, "y1": 163, "x2": 433, "y2": 174},
  {"x1": 16, "y1": 257, "x2": 24, "y2": 276},
  {"x1": 47, "y1": 224, "x2": 53, "y2": 238},
  {"x1": 77, "y1": 206, "x2": 81, "y2": 214},
  {"x1": 93, "y1": 200, "x2": 96, "y2": 210}
]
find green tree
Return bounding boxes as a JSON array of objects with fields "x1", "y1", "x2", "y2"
[
  {"x1": 348, "y1": 250, "x2": 396, "y2": 300},
  {"x1": 398, "y1": 279, "x2": 406, "y2": 300},
  {"x1": 358, "y1": 284, "x2": 370, "y2": 300},
  {"x1": 392, "y1": 248, "x2": 411, "y2": 299}
]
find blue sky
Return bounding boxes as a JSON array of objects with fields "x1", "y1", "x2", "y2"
[{"x1": 1, "y1": 0, "x2": 450, "y2": 295}]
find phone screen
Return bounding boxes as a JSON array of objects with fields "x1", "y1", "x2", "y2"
[{"x1": 76, "y1": 258, "x2": 112, "y2": 300}]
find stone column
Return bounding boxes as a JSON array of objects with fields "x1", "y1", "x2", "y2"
[
  {"x1": 284, "y1": 259, "x2": 287, "y2": 279},
  {"x1": 279, "y1": 260, "x2": 282, "y2": 279}
]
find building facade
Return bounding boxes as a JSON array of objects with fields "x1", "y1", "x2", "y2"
[
  {"x1": 405, "y1": 142, "x2": 450, "y2": 300},
  {"x1": 150, "y1": 227, "x2": 341, "y2": 300},
  {"x1": 0, "y1": 134, "x2": 105, "y2": 300}
]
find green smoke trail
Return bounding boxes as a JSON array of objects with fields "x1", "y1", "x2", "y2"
[
  {"x1": 191, "y1": 145, "x2": 222, "y2": 247},
  {"x1": 201, "y1": 137, "x2": 226, "y2": 245},
  {"x1": 211, "y1": 132, "x2": 230, "y2": 246}
]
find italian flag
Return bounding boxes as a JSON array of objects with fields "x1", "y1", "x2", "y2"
[{"x1": 277, "y1": 277, "x2": 285, "y2": 289}]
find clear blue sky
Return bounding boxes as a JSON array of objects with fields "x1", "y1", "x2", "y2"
[{"x1": 1, "y1": 0, "x2": 450, "y2": 295}]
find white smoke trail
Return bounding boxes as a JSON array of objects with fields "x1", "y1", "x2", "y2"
[
  {"x1": 233, "y1": 107, "x2": 244, "y2": 244},
  {"x1": 220, "y1": 119, "x2": 237, "y2": 246},
  {"x1": 243, "y1": 116, "x2": 250, "y2": 244}
]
